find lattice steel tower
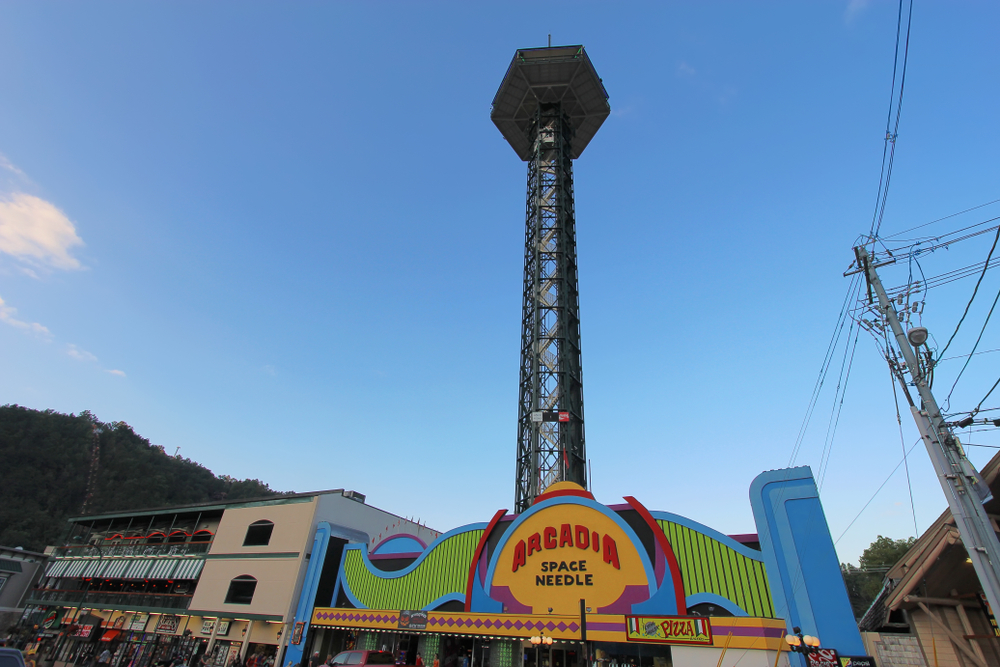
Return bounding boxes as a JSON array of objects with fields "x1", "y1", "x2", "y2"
[{"x1": 491, "y1": 46, "x2": 609, "y2": 513}]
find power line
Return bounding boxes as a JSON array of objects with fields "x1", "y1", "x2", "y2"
[
  {"x1": 870, "y1": 0, "x2": 915, "y2": 239},
  {"x1": 973, "y1": 377, "x2": 1000, "y2": 416},
  {"x1": 888, "y1": 346, "x2": 919, "y2": 536},
  {"x1": 944, "y1": 283, "x2": 1000, "y2": 411},
  {"x1": 789, "y1": 275, "x2": 863, "y2": 466},
  {"x1": 835, "y1": 437, "x2": 922, "y2": 544},
  {"x1": 938, "y1": 225, "x2": 1000, "y2": 359},
  {"x1": 884, "y1": 198, "x2": 1000, "y2": 240}
]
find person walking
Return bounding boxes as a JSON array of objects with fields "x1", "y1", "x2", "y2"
[
  {"x1": 415, "y1": 655, "x2": 423, "y2": 667},
  {"x1": 432, "y1": 655, "x2": 439, "y2": 667}
]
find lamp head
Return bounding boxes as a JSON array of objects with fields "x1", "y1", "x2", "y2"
[
  {"x1": 785, "y1": 635, "x2": 801, "y2": 647},
  {"x1": 803, "y1": 635, "x2": 820, "y2": 648},
  {"x1": 907, "y1": 327, "x2": 928, "y2": 347}
]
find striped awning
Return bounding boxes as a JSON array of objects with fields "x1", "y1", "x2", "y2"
[
  {"x1": 45, "y1": 560, "x2": 71, "y2": 577},
  {"x1": 123, "y1": 559, "x2": 153, "y2": 580},
  {"x1": 173, "y1": 558, "x2": 205, "y2": 580},
  {"x1": 82, "y1": 560, "x2": 107, "y2": 578},
  {"x1": 63, "y1": 560, "x2": 89, "y2": 578},
  {"x1": 147, "y1": 559, "x2": 178, "y2": 580},
  {"x1": 101, "y1": 559, "x2": 130, "y2": 579}
]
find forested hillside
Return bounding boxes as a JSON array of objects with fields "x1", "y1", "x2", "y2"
[{"x1": 0, "y1": 405, "x2": 287, "y2": 552}]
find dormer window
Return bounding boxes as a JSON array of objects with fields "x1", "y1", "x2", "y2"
[{"x1": 242, "y1": 520, "x2": 274, "y2": 547}]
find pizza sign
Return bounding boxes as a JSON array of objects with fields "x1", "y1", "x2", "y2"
[{"x1": 625, "y1": 616, "x2": 713, "y2": 646}]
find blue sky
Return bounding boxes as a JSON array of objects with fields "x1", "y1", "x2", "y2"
[{"x1": 1, "y1": 1, "x2": 999, "y2": 565}]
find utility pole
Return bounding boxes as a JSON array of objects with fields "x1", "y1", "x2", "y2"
[{"x1": 854, "y1": 245, "x2": 1000, "y2": 614}]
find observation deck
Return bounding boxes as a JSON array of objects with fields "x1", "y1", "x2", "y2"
[{"x1": 491, "y1": 45, "x2": 610, "y2": 161}]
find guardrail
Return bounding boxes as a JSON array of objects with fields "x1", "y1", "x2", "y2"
[{"x1": 53, "y1": 543, "x2": 211, "y2": 558}]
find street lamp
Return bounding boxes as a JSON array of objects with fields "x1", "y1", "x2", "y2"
[
  {"x1": 529, "y1": 635, "x2": 553, "y2": 667},
  {"x1": 784, "y1": 627, "x2": 821, "y2": 661}
]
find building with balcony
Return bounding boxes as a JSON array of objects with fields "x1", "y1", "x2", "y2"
[{"x1": 25, "y1": 490, "x2": 438, "y2": 667}]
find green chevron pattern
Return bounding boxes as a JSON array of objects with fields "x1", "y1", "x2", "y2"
[
  {"x1": 341, "y1": 529, "x2": 482, "y2": 610},
  {"x1": 657, "y1": 519, "x2": 775, "y2": 618}
]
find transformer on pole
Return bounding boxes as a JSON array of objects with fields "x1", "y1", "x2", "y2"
[{"x1": 491, "y1": 46, "x2": 610, "y2": 512}]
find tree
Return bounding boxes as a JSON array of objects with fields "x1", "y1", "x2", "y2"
[
  {"x1": 841, "y1": 535, "x2": 916, "y2": 620},
  {"x1": 0, "y1": 404, "x2": 290, "y2": 551}
]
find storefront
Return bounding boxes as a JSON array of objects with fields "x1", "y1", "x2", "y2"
[{"x1": 305, "y1": 472, "x2": 870, "y2": 667}]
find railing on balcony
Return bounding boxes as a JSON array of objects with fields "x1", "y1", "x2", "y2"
[
  {"x1": 27, "y1": 588, "x2": 193, "y2": 610},
  {"x1": 54, "y1": 543, "x2": 211, "y2": 558}
]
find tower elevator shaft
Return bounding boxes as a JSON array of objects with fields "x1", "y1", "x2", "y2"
[{"x1": 514, "y1": 103, "x2": 586, "y2": 513}]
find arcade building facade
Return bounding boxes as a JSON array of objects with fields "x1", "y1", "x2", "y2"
[{"x1": 293, "y1": 469, "x2": 868, "y2": 667}]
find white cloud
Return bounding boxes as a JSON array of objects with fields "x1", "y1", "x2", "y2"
[
  {"x1": 106, "y1": 369, "x2": 126, "y2": 377},
  {"x1": 0, "y1": 154, "x2": 26, "y2": 177},
  {"x1": 0, "y1": 192, "x2": 84, "y2": 271},
  {"x1": 66, "y1": 343, "x2": 99, "y2": 362},
  {"x1": 0, "y1": 295, "x2": 52, "y2": 339},
  {"x1": 845, "y1": 0, "x2": 870, "y2": 22},
  {"x1": 677, "y1": 61, "x2": 697, "y2": 77}
]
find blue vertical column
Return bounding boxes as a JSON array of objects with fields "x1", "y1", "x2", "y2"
[
  {"x1": 285, "y1": 522, "x2": 332, "y2": 667},
  {"x1": 750, "y1": 467, "x2": 865, "y2": 659}
]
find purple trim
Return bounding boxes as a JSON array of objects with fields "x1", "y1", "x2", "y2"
[
  {"x1": 727, "y1": 533, "x2": 759, "y2": 545},
  {"x1": 477, "y1": 547, "x2": 489, "y2": 584},
  {"x1": 606, "y1": 503, "x2": 631, "y2": 511},
  {"x1": 713, "y1": 626, "x2": 785, "y2": 638},
  {"x1": 487, "y1": 586, "x2": 532, "y2": 613},
  {"x1": 653, "y1": 537, "x2": 665, "y2": 587},
  {"x1": 370, "y1": 552, "x2": 422, "y2": 561},
  {"x1": 597, "y1": 585, "x2": 650, "y2": 614}
]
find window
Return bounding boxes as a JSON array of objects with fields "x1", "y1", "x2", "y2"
[
  {"x1": 191, "y1": 530, "x2": 213, "y2": 543},
  {"x1": 367, "y1": 654, "x2": 395, "y2": 665},
  {"x1": 167, "y1": 531, "x2": 188, "y2": 543},
  {"x1": 242, "y1": 520, "x2": 274, "y2": 547},
  {"x1": 224, "y1": 575, "x2": 257, "y2": 605}
]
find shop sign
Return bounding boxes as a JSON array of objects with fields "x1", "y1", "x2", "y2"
[
  {"x1": 807, "y1": 649, "x2": 840, "y2": 667},
  {"x1": 291, "y1": 622, "x2": 305, "y2": 645},
  {"x1": 41, "y1": 608, "x2": 63, "y2": 629},
  {"x1": 625, "y1": 616, "x2": 712, "y2": 646},
  {"x1": 201, "y1": 620, "x2": 216, "y2": 635},
  {"x1": 156, "y1": 615, "x2": 180, "y2": 634},
  {"x1": 488, "y1": 501, "x2": 654, "y2": 615},
  {"x1": 71, "y1": 625, "x2": 95, "y2": 638},
  {"x1": 216, "y1": 621, "x2": 231, "y2": 637},
  {"x1": 397, "y1": 610, "x2": 428, "y2": 630},
  {"x1": 839, "y1": 658, "x2": 876, "y2": 667},
  {"x1": 979, "y1": 593, "x2": 1000, "y2": 637},
  {"x1": 112, "y1": 616, "x2": 126, "y2": 629},
  {"x1": 127, "y1": 614, "x2": 149, "y2": 632}
]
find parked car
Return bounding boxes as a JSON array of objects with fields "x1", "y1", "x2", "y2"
[
  {"x1": 330, "y1": 651, "x2": 396, "y2": 667},
  {"x1": 0, "y1": 648, "x2": 27, "y2": 667}
]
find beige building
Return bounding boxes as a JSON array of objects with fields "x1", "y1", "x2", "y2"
[{"x1": 26, "y1": 490, "x2": 438, "y2": 667}]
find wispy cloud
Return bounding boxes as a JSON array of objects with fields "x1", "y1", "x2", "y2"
[
  {"x1": 0, "y1": 295, "x2": 52, "y2": 339},
  {"x1": 677, "y1": 61, "x2": 697, "y2": 77},
  {"x1": 0, "y1": 192, "x2": 85, "y2": 271},
  {"x1": 106, "y1": 369, "x2": 126, "y2": 377},
  {"x1": 0, "y1": 154, "x2": 26, "y2": 177},
  {"x1": 66, "y1": 343, "x2": 98, "y2": 362},
  {"x1": 845, "y1": 0, "x2": 870, "y2": 23}
]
